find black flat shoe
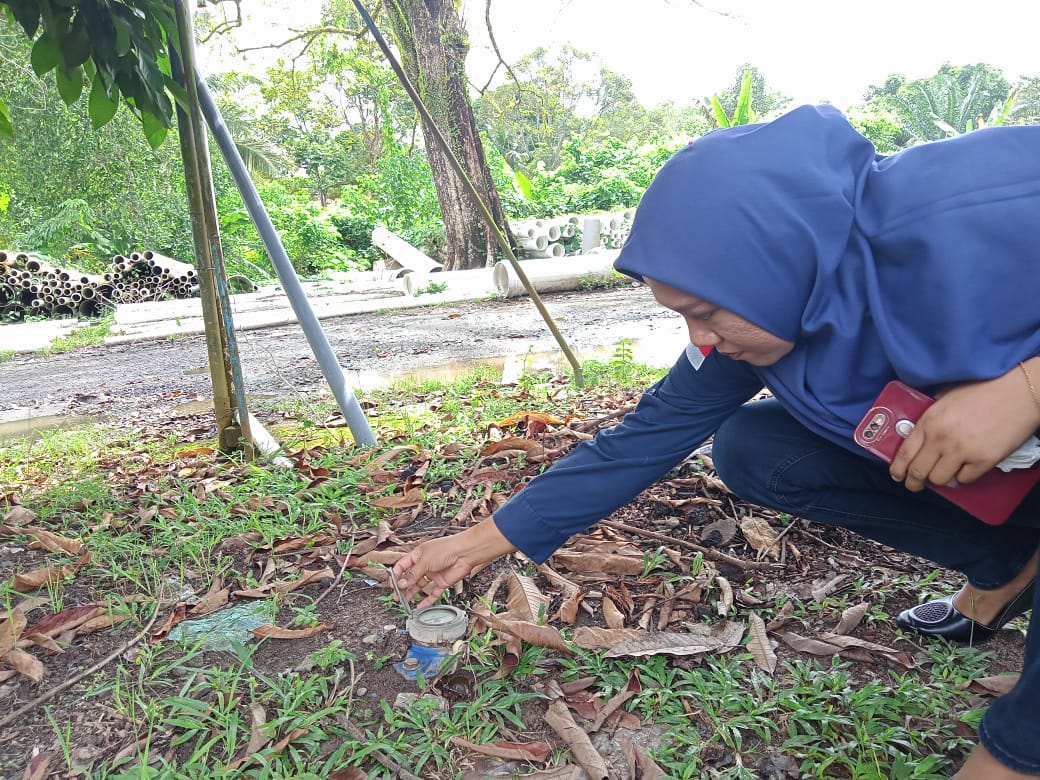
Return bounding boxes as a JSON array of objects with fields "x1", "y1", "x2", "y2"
[{"x1": 895, "y1": 579, "x2": 1035, "y2": 644}]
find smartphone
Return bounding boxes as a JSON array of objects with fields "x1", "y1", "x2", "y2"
[{"x1": 854, "y1": 380, "x2": 1040, "y2": 525}]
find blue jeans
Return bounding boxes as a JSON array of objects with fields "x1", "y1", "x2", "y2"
[{"x1": 712, "y1": 398, "x2": 1040, "y2": 774}]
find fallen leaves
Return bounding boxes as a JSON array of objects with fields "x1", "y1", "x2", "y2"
[{"x1": 252, "y1": 622, "x2": 333, "y2": 640}]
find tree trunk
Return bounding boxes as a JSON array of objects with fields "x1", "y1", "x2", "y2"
[{"x1": 385, "y1": 0, "x2": 513, "y2": 271}]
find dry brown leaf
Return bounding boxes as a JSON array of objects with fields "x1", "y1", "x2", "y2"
[
  {"x1": 591, "y1": 669, "x2": 641, "y2": 732},
  {"x1": 507, "y1": 571, "x2": 551, "y2": 623},
  {"x1": 739, "y1": 516, "x2": 780, "y2": 560},
  {"x1": 2, "y1": 648, "x2": 44, "y2": 683},
  {"x1": 449, "y1": 737, "x2": 551, "y2": 763},
  {"x1": 656, "y1": 583, "x2": 676, "y2": 631},
  {"x1": 961, "y1": 674, "x2": 1020, "y2": 696},
  {"x1": 810, "y1": 574, "x2": 848, "y2": 602},
  {"x1": 495, "y1": 411, "x2": 566, "y2": 428},
  {"x1": 483, "y1": 615, "x2": 573, "y2": 655},
  {"x1": 746, "y1": 613, "x2": 777, "y2": 674},
  {"x1": 327, "y1": 770, "x2": 367, "y2": 780},
  {"x1": 765, "y1": 600, "x2": 795, "y2": 632},
  {"x1": 554, "y1": 590, "x2": 586, "y2": 624},
  {"x1": 247, "y1": 703, "x2": 270, "y2": 755},
  {"x1": 26, "y1": 605, "x2": 103, "y2": 639},
  {"x1": 363, "y1": 445, "x2": 418, "y2": 472},
  {"x1": 551, "y1": 550, "x2": 645, "y2": 576},
  {"x1": 781, "y1": 631, "x2": 915, "y2": 668},
  {"x1": 12, "y1": 564, "x2": 72, "y2": 592},
  {"x1": 481, "y1": 437, "x2": 546, "y2": 462},
  {"x1": 544, "y1": 699, "x2": 609, "y2": 780},
  {"x1": 604, "y1": 622, "x2": 746, "y2": 658},
  {"x1": 0, "y1": 611, "x2": 27, "y2": 655},
  {"x1": 621, "y1": 736, "x2": 667, "y2": 780},
  {"x1": 716, "y1": 576, "x2": 734, "y2": 616},
  {"x1": 252, "y1": 622, "x2": 333, "y2": 640},
  {"x1": 3, "y1": 506, "x2": 37, "y2": 527},
  {"x1": 77, "y1": 613, "x2": 132, "y2": 635},
  {"x1": 601, "y1": 596, "x2": 626, "y2": 630},
  {"x1": 834, "y1": 602, "x2": 870, "y2": 635},
  {"x1": 572, "y1": 627, "x2": 645, "y2": 650},
  {"x1": 151, "y1": 603, "x2": 188, "y2": 643},
  {"x1": 189, "y1": 587, "x2": 230, "y2": 617},
  {"x1": 369, "y1": 487, "x2": 424, "y2": 509},
  {"x1": 22, "y1": 753, "x2": 51, "y2": 780},
  {"x1": 22, "y1": 632, "x2": 64, "y2": 654},
  {"x1": 233, "y1": 567, "x2": 334, "y2": 598}
]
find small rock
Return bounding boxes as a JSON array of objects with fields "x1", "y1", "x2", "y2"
[
  {"x1": 361, "y1": 634, "x2": 380, "y2": 645},
  {"x1": 383, "y1": 624, "x2": 397, "y2": 632},
  {"x1": 356, "y1": 687, "x2": 368, "y2": 697}
]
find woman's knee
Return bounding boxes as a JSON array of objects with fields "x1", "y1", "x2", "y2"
[{"x1": 711, "y1": 401, "x2": 787, "y2": 503}]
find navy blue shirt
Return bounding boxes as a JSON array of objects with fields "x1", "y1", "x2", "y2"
[{"x1": 493, "y1": 347, "x2": 763, "y2": 562}]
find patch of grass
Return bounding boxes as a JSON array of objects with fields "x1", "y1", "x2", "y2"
[
  {"x1": 37, "y1": 314, "x2": 115, "y2": 354},
  {"x1": 0, "y1": 348, "x2": 15, "y2": 362}
]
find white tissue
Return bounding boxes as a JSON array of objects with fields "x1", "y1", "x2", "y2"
[{"x1": 997, "y1": 435, "x2": 1040, "y2": 472}]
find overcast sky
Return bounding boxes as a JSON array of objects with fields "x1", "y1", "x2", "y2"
[{"x1": 208, "y1": 0, "x2": 1038, "y2": 111}]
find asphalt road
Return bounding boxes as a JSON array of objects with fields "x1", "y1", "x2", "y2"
[{"x1": 0, "y1": 285, "x2": 688, "y2": 426}]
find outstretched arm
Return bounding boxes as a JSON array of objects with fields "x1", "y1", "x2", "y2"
[{"x1": 393, "y1": 349, "x2": 762, "y2": 606}]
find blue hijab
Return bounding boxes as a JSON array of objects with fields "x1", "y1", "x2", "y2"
[{"x1": 614, "y1": 104, "x2": 1040, "y2": 449}]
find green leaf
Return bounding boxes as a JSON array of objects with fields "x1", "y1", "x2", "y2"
[
  {"x1": 710, "y1": 95, "x2": 730, "y2": 128},
  {"x1": 5, "y1": 0, "x2": 40, "y2": 36},
  {"x1": 88, "y1": 77, "x2": 119, "y2": 129},
  {"x1": 734, "y1": 69, "x2": 755, "y2": 126},
  {"x1": 0, "y1": 98, "x2": 12, "y2": 139},
  {"x1": 113, "y1": 16, "x2": 132, "y2": 56},
  {"x1": 30, "y1": 33, "x2": 60, "y2": 76},
  {"x1": 514, "y1": 169, "x2": 532, "y2": 200},
  {"x1": 55, "y1": 66, "x2": 84, "y2": 105},
  {"x1": 140, "y1": 111, "x2": 168, "y2": 149},
  {"x1": 61, "y1": 14, "x2": 93, "y2": 69}
]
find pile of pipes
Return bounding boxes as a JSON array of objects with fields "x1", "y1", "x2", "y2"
[
  {"x1": 509, "y1": 208, "x2": 636, "y2": 259},
  {"x1": 0, "y1": 249, "x2": 198, "y2": 322}
]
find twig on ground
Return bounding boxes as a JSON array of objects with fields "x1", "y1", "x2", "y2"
[
  {"x1": 313, "y1": 533, "x2": 354, "y2": 607},
  {"x1": 0, "y1": 595, "x2": 164, "y2": 729},
  {"x1": 600, "y1": 520, "x2": 778, "y2": 571}
]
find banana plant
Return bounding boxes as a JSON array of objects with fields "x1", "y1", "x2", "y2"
[{"x1": 708, "y1": 68, "x2": 755, "y2": 128}]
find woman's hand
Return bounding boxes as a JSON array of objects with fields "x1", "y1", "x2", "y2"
[
  {"x1": 392, "y1": 517, "x2": 516, "y2": 609},
  {"x1": 891, "y1": 359, "x2": 1040, "y2": 492}
]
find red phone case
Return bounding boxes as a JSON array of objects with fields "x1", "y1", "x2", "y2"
[{"x1": 854, "y1": 380, "x2": 1040, "y2": 525}]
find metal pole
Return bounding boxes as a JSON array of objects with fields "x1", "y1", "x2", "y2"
[
  {"x1": 349, "y1": 0, "x2": 584, "y2": 386},
  {"x1": 169, "y1": 11, "x2": 236, "y2": 450},
  {"x1": 172, "y1": 0, "x2": 253, "y2": 456},
  {"x1": 192, "y1": 77, "x2": 378, "y2": 448}
]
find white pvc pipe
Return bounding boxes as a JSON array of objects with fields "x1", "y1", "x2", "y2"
[
  {"x1": 518, "y1": 234, "x2": 548, "y2": 251},
  {"x1": 372, "y1": 226, "x2": 443, "y2": 275},
  {"x1": 524, "y1": 242, "x2": 565, "y2": 259},
  {"x1": 402, "y1": 268, "x2": 497, "y2": 297},
  {"x1": 493, "y1": 251, "x2": 620, "y2": 298}
]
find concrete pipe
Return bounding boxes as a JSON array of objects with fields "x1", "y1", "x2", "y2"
[
  {"x1": 493, "y1": 251, "x2": 620, "y2": 298},
  {"x1": 546, "y1": 224, "x2": 562, "y2": 242}
]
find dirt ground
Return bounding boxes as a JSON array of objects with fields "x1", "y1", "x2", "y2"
[{"x1": 0, "y1": 285, "x2": 686, "y2": 425}]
